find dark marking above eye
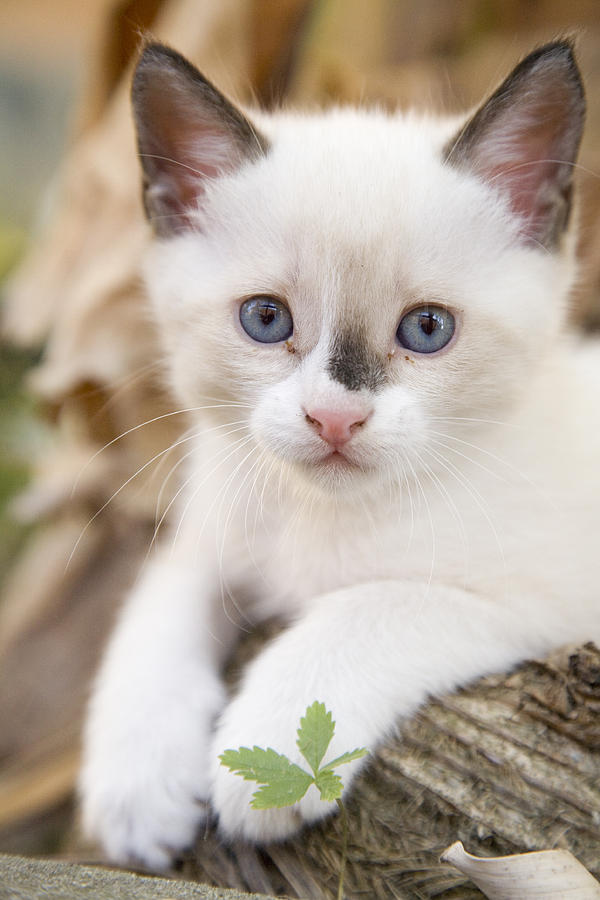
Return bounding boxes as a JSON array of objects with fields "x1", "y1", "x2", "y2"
[{"x1": 327, "y1": 330, "x2": 386, "y2": 392}]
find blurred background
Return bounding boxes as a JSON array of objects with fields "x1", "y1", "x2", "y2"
[
  {"x1": 0, "y1": 0, "x2": 599, "y2": 869},
  {"x1": 0, "y1": 0, "x2": 104, "y2": 598}
]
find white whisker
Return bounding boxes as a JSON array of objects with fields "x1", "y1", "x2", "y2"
[
  {"x1": 402, "y1": 451, "x2": 436, "y2": 593},
  {"x1": 428, "y1": 429, "x2": 555, "y2": 509},
  {"x1": 149, "y1": 421, "x2": 251, "y2": 556},
  {"x1": 209, "y1": 442, "x2": 261, "y2": 629},
  {"x1": 71, "y1": 401, "x2": 252, "y2": 497},
  {"x1": 428, "y1": 435, "x2": 508, "y2": 486},
  {"x1": 422, "y1": 443, "x2": 508, "y2": 591},
  {"x1": 169, "y1": 433, "x2": 255, "y2": 556},
  {"x1": 243, "y1": 450, "x2": 272, "y2": 580},
  {"x1": 416, "y1": 450, "x2": 470, "y2": 581},
  {"x1": 68, "y1": 426, "x2": 212, "y2": 570},
  {"x1": 253, "y1": 453, "x2": 278, "y2": 542}
]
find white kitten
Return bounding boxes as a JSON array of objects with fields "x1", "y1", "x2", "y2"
[{"x1": 79, "y1": 40, "x2": 600, "y2": 869}]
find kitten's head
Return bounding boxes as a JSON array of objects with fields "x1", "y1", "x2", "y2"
[{"x1": 132, "y1": 41, "x2": 584, "y2": 496}]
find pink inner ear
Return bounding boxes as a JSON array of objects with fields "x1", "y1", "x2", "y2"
[
  {"x1": 133, "y1": 46, "x2": 267, "y2": 235},
  {"x1": 477, "y1": 92, "x2": 568, "y2": 219},
  {"x1": 477, "y1": 84, "x2": 573, "y2": 238},
  {"x1": 141, "y1": 86, "x2": 244, "y2": 206},
  {"x1": 448, "y1": 44, "x2": 584, "y2": 250}
]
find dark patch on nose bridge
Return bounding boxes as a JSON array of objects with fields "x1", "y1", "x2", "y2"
[{"x1": 327, "y1": 330, "x2": 386, "y2": 392}]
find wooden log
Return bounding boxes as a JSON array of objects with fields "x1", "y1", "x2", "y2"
[
  {"x1": 183, "y1": 641, "x2": 600, "y2": 899},
  {"x1": 0, "y1": 853, "x2": 276, "y2": 900}
]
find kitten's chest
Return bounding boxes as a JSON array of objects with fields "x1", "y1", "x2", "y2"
[
  {"x1": 230, "y1": 490, "x2": 466, "y2": 616},
  {"x1": 224, "y1": 460, "x2": 572, "y2": 618}
]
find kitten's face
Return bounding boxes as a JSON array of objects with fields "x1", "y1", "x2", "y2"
[{"x1": 135, "y1": 43, "x2": 583, "y2": 496}]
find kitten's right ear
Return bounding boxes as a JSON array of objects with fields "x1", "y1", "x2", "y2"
[
  {"x1": 132, "y1": 43, "x2": 268, "y2": 237},
  {"x1": 443, "y1": 40, "x2": 585, "y2": 251}
]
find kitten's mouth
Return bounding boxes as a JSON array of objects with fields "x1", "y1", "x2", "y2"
[
  {"x1": 287, "y1": 440, "x2": 375, "y2": 482},
  {"x1": 318, "y1": 449, "x2": 361, "y2": 470},
  {"x1": 291, "y1": 446, "x2": 378, "y2": 494},
  {"x1": 325, "y1": 450, "x2": 351, "y2": 463}
]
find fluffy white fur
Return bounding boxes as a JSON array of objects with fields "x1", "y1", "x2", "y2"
[{"x1": 79, "y1": 45, "x2": 600, "y2": 869}]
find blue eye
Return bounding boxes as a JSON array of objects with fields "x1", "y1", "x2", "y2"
[
  {"x1": 396, "y1": 305, "x2": 455, "y2": 354},
  {"x1": 239, "y1": 296, "x2": 293, "y2": 344}
]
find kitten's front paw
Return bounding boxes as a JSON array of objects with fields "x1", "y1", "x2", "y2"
[
  {"x1": 211, "y1": 688, "x2": 365, "y2": 843},
  {"x1": 80, "y1": 753, "x2": 208, "y2": 870},
  {"x1": 80, "y1": 678, "x2": 225, "y2": 869},
  {"x1": 212, "y1": 749, "x2": 332, "y2": 843}
]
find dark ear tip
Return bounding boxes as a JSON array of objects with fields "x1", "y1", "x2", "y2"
[
  {"x1": 519, "y1": 37, "x2": 584, "y2": 93},
  {"x1": 136, "y1": 41, "x2": 181, "y2": 67},
  {"x1": 132, "y1": 41, "x2": 205, "y2": 96},
  {"x1": 525, "y1": 36, "x2": 577, "y2": 62},
  {"x1": 132, "y1": 42, "x2": 172, "y2": 95}
]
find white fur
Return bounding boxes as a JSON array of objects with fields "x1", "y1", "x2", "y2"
[{"x1": 80, "y1": 98, "x2": 600, "y2": 867}]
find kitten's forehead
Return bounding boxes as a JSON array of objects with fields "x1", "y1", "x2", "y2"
[
  {"x1": 209, "y1": 109, "x2": 473, "y2": 309},
  {"x1": 264, "y1": 108, "x2": 454, "y2": 215},
  {"x1": 256, "y1": 111, "x2": 469, "y2": 302}
]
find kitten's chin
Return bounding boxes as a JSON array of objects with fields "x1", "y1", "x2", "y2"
[{"x1": 293, "y1": 450, "x2": 381, "y2": 496}]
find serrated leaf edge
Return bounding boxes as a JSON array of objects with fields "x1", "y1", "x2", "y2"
[
  {"x1": 296, "y1": 700, "x2": 336, "y2": 774},
  {"x1": 219, "y1": 746, "x2": 312, "y2": 784},
  {"x1": 250, "y1": 772, "x2": 314, "y2": 809},
  {"x1": 320, "y1": 747, "x2": 369, "y2": 772}
]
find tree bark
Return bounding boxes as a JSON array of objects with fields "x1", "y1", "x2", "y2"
[
  {"x1": 0, "y1": 854, "x2": 276, "y2": 900},
  {"x1": 183, "y1": 642, "x2": 600, "y2": 900}
]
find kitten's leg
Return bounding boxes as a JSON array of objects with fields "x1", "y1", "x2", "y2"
[
  {"x1": 79, "y1": 556, "x2": 234, "y2": 869},
  {"x1": 211, "y1": 580, "x2": 583, "y2": 842}
]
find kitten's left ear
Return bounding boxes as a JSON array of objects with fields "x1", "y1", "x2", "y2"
[
  {"x1": 132, "y1": 43, "x2": 269, "y2": 237},
  {"x1": 444, "y1": 40, "x2": 585, "y2": 250}
]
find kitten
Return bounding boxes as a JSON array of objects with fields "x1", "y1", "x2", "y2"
[{"x1": 79, "y1": 39, "x2": 600, "y2": 870}]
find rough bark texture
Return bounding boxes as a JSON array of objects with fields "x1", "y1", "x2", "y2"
[
  {"x1": 182, "y1": 642, "x2": 600, "y2": 900},
  {"x1": 0, "y1": 854, "x2": 275, "y2": 900}
]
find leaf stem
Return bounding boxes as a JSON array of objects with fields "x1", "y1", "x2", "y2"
[{"x1": 336, "y1": 797, "x2": 348, "y2": 900}]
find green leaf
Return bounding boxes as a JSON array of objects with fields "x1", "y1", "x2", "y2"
[
  {"x1": 220, "y1": 745, "x2": 309, "y2": 784},
  {"x1": 314, "y1": 768, "x2": 343, "y2": 802},
  {"x1": 321, "y1": 747, "x2": 369, "y2": 771},
  {"x1": 220, "y1": 746, "x2": 313, "y2": 810},
  {"x1": 250, "y1": 771, "x2": 314, "y2": 809},
  {"x1": 296, "y1": 701, "x2": 335, "y2": 774}
]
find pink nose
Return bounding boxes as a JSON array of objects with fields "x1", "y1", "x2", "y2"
[{"x1": 305, "y1": 405, "x2": 370, "y2": 447}]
